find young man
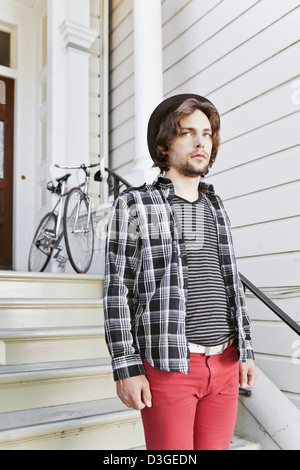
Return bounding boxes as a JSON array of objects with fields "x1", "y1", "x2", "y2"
[{"x1": 103, "y1": 94, "x2": 257, "y2": 450}]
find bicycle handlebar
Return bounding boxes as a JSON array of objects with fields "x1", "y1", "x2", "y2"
[{"x1": 55, "y1": 163, "x2": 100, "y2": 170}]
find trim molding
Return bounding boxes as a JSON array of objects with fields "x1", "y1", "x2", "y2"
[{"x1": 59, "y1": 20, "x2": 98, "y2": 53}]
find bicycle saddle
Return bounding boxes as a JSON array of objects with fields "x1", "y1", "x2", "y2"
[
  {"x1": 56, "y1": 173, "x2": 72, "y2": 183},
  {"x1": 47, "y1": 173, "x2": 72, "y2": 195}
]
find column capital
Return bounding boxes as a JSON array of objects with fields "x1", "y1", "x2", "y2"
[{"x1": 59, "y1": 20, "x2": 98, "y2": 53}]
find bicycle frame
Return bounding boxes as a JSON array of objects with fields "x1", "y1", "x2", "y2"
[
  {"x1": 51, "y1": 180, "x2": 68, "y2": 240},
  {"x1": 70, "y1": 193, "x2": 92, "y2": 235},
  {"x1": 54, "y1": 163, "x2": 96, "y2": 235}
]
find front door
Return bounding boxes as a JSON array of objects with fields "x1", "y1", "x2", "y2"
[{"x1": 0, "y1": 76, "x2": 14, "y2": 268}]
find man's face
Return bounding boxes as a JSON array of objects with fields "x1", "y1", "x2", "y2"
[{"x1": 167, "y1": 109, "x2": 213, "y2": 177}]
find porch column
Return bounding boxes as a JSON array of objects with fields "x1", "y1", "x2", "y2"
[
  {"x1": 47, "y1": 0, "x2": 97, "y2": 183},
  {"x1": 130, "y1": 0, "x2": 163, "y2": 185},
  {"x1": 47, "y1": 0, "x2": 97, "y2": 272},
  {"x1": 59, "y1": 20, "x2": 98, "y2": 169}
]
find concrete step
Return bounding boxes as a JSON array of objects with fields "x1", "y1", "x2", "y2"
[
  {"x1": 0, "y1": 270, "x2": 262, "y2": 451},
  {"x1": 0, "y1": 326, "x2": 109, "y2": 365},
  {"x1": 0, "y1": 271, "x2": 103, "y2": 299},
  {"x1": 132, "y1": 435, "x2": 262, "y2": 451},
  {"x1": 0, "y1": 358, "x2": 115, "y2": 412},
  {"x1": 0, "y1": 398, "x2": 145, "y2": 450},
  {"x1": 229, "y1": 435, "x2": 262, "y2": 450},
  {"x1": 0, "y1": 298, "x2": 103, "y2": 328}
]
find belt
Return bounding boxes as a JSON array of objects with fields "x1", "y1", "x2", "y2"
[{"x1": 188, "y1": 339, "x2": 234, "y2": 356}]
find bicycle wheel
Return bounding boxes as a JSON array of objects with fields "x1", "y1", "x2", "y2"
[
  {"x1": 28, "y1": 212, "x2": 57, "y2": 272},
  {"x1": 63, "y1": 188, "x2": 94, "y2": 273}
]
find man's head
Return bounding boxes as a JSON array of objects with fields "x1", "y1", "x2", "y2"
[{"x1": 147, "y1": 94, "x2": 220, "y2": 176}]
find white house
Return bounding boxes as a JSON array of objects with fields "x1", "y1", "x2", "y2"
[
  {"x1": 110, "y1": 0, "x2": 300, "y2": 421},
  {"x1": 0, "y1": 0, "x2": 299, "y2": 450}
]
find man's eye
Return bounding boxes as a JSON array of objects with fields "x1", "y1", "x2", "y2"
[{"x1": 181, "y1": 131, "x2": 192, "y2": 137}]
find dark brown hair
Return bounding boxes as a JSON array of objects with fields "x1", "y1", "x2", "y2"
[{"x1": 153, "y1": 98, "x2": 221, "y2": 173}]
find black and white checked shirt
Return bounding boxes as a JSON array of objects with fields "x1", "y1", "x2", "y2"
[{"x1": 103, "y1": 176, "x2": 254, "y2": 381}]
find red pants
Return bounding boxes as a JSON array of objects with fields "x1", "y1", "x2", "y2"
[{"x1": 141, "y1": 344, "x2": 239, "y2": 450}]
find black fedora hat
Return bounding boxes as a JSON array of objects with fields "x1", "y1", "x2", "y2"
[{"x1": 147, "y1": 93, "x2": 219, "y2": 161}]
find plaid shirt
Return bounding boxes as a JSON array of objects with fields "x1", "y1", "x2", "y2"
[{"x1": 103, "y1": 176, "x2": 254, "y2": 381}]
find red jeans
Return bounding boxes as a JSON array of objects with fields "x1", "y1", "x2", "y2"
[{"x1": 141, "y1": 344, "x2": 239, "y2": 450}]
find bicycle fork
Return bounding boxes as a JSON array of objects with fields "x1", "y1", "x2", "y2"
[{"x1": 71, "y1": 194, "x2": 92, "y2": 234}]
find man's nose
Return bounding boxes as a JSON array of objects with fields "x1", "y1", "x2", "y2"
[{"x1": 194, "y1": 133, "x2": 205, "y2": 148}]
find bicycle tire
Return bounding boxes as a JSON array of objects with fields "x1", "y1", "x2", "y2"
[
  {"x1": 28, "y1": 212, "x2": 57, "y2": 272},
  {"x1": 63, "y1": 188, "x2": 94, "y2": 273}
]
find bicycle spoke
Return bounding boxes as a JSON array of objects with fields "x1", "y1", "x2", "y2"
[
  {"x1": 28, "y1": 213, "x2": 57, "y2": 272},
  {"x1": 63, "y1": 188, "x2": 94, "y2": 273}
]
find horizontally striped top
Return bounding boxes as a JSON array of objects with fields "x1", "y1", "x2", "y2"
[
  {"x1": 104, "y1": 176, "x2": 253, "y2": 381},
  {"x1": 173, "y1": 194, "x2": 236, "y2": 346}
]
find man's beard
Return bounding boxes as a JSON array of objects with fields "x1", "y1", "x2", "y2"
[{"x1": 175, "y1": 160, "x2": 209, "y2": 178}]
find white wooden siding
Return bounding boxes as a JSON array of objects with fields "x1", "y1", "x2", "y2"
[
  {"x1": 107, "y1": 0, "x2": 300, "y2": 408},
  {"x1": 161, "y1": 0, "x2": 300, "y2": 407},
  {"x1": 109, "y1": 0, "x2": 135, "y2": 177}
]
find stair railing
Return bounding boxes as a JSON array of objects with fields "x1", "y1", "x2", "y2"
[
  {"x1": 239, "y1": 273, "x2": 300, "y2": 337},
  {"x1": 104, "y1": 167, "x2": 132, "y2": 201}
]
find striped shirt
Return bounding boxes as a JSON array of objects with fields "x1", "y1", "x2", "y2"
[
  {"x1": 172, "y1": 194, "x2": 236, "y2": 346},
  {"x1": 103, "y1": 176, "x2": 254, "y2": 381}
]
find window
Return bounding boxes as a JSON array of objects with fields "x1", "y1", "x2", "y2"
[{"x1": 0, "y1": 31, "x2": 10, "y2": 68}]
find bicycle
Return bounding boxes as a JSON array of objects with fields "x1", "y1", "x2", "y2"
[{"x1": 28, "y1": 162, "x2": 101, "y2": 274}]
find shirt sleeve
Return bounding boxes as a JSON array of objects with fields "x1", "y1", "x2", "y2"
[
  {"x1": 237, "y1": 274, "x2": 255, "y2": 361},
  {"x1": 103, "y1": 195, "x2": 146, "y2": 381}
]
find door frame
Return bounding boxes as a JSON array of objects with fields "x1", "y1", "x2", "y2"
[{"x1": 0, "y1": 75, "x2": 14, "y2": 269}]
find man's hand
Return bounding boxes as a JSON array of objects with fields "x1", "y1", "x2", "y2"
[
  {"x1": 239, "y1": 359, "x2": 257, "y2": 389},
  {"x1": 116, "y1": 375, "x2": 152, "y2": 411}
]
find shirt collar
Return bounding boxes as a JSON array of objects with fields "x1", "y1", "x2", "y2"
[{"x1": 153, "y1": 175, "x2": 215, "y2": 196}]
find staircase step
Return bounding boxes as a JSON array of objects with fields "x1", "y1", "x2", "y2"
[
  {"x1": 0, "y1": 298, "x2": 103, "y2": 329},
  {"x1": 0, "y1": 398, "x2": 145, "y2": 450},
  {"x1": 0, "y1": 358, "x2": 115, "y2": 412},
  {"x1": 131, "y1": 435, "x2": 262, "y2": 451},
  {"x1": 0, "y1": 326, "x2": 108, "y2": 365},
  {"x1": 229, "y1": 435, "x2": 262, "y2": 450},
  {"x1": 0, "y1": 271, "x2": 262, "y2": 451},
  {"x1": 0, "y1": 272, "x2": 103, "y2": 299}
]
